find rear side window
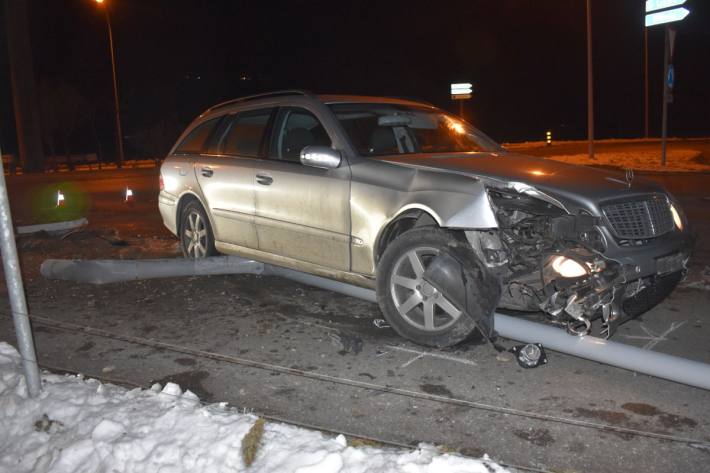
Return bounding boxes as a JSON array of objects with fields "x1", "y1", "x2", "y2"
[
  {"x1": 174, "y1": 118, "x2": 220, "y2": 154},
  {"x1": 222, "y1": 109, "x2": 274, "y2": 157}
]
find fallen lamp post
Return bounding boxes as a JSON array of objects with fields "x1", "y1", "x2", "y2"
[{"x1": 40, "y1": 255, "x2": 710, "y2": 391}]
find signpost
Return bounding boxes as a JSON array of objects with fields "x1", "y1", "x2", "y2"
[
  {"x1": 645, "y1": 0, "x2": 689, "y2": 166},
  {"x1": 451, "y1": 83, "x2": 472, "y2": 118}
]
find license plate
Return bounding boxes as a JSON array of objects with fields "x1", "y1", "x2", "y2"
[{"x1": 656, "y1": 253, "x2": 686, "y2": 275}]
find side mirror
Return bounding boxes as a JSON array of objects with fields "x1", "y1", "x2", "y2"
[{"x1": 300, "y1": 146, "x2": 341, "y2": 170}]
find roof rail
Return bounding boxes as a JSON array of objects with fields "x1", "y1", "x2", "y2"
[{"x1": 206, "y1": 90, "x2": 315, "y2": 113}]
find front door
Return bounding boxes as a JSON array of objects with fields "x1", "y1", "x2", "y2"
[{"x1": 254, "y1": 107, "x2": 351, "y2": 271}]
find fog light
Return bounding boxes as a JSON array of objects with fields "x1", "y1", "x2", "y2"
[
  {"x1": 56, "y1": 190, "x2": 65, "y2": 207},
  {"x1": 669, "y1": 203, "x2": 683, "y2": 231},
  {"x1": 511, "y1": 343, "x2": 547, "y2": 369},
  {"x1": 550, "y1": 256, "x2": 588, "y2": 278}
]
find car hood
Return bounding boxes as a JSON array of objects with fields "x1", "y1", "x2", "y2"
[{"x1": 374, "y1": 151, "x2": 665, "y2": 211}]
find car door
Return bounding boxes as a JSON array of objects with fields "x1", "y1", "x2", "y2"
[
  {"x1": 194, "y1": 108, "x2": 274, "y2": 249},
  {"x1": 254, "y1": 106, "x2": 351, "y2": 271}
]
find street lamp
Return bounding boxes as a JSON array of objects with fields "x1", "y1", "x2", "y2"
[{"x1": 95, "y1": 0, "x2": 125, "y2": 168}]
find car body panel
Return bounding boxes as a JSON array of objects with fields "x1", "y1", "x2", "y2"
[
  {"x1": 348, "y1": 158, "x2": 497, "y2": 275},
  {"x1": 253, "y1": 159, "x2": 351, "y2": 271},
  {"x1": 193, "y1": 155, "x2": 259, "y2": 248}
]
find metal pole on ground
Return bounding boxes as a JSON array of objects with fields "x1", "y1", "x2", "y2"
[{"x1": 0, "y1": 144, "x2": 41, "y2": 397}]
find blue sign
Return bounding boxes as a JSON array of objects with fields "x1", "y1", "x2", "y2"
[{"x1": 667, "y1": 65, "x2": 675, "y2": 89}]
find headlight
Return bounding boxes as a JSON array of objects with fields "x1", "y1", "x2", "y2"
[
  {"x1": 550, "y1": 256, "x2": 589, "y2": 278},
  {"x1": 669, "y1": 203, "x2": 683, "y2": 231}
]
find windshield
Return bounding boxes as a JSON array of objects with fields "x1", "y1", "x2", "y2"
[{"x1": 328, "y1": 103, "x2": 502, "y2": 156}]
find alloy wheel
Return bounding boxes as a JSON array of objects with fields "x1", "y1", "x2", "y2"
[{"x1": 389, "y1": 247, "x2": 462, "y2": 331}]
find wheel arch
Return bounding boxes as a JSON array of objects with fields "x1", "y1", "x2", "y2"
[
  {"x1": 374, "y1": 206, "x2": 441, "y2": 266},
  {"x1": 175, "y1": 191, "x2": 214, "y2": 237}
]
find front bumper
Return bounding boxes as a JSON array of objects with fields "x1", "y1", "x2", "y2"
[{"x1": 599, "y1": 224, "x2": 695, "y2": 279}]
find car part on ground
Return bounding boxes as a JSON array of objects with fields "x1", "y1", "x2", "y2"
[{"x1": 39, "y1": 255, "x2": 710, "y2": 390}]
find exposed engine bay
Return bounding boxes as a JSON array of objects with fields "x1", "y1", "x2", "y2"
[{"x1": 466, "y1": 186, "x2": 656, "y2": 338}]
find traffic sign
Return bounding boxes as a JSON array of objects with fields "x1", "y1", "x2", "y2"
[
  {"x1": 645, "y1": 0, "x2": 685, "y2": 13},
  {"x1": 645, "y1": 7, "x2": 689, "y2": 27},
  {"x1": 451, "y1": 83, "x2": 473, "y2": 99}
]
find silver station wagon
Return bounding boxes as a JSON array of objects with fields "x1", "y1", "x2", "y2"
[{"x1": 159, "y1": 90, "x2": 693, "y2": 347}]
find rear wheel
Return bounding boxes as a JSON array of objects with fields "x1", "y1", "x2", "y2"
[
  {"x1": 180, "y1": 201, "x2": 217, "y2": 258},
  {"x1": 376, "y1": 228, "x2": 484, "y2": 347}
]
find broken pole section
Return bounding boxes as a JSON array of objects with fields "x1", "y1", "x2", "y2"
[{"x1": 0, "y1": 144, "x2": 41, "y2": 396}]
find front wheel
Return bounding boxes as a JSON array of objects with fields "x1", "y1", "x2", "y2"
[
  {"x1": 376, "y1": 228, "x2": 488, "y2": 348},
  {"x1": 180, "y1": 201, "x2": 217, "y2": 258}
]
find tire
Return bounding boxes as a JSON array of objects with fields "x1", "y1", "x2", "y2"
[
  {"x1": 180, "y1": 200, "x2": 217, "y2": 258},
  {"x1": 376, "y1": 228, "x2": 488, "y2": 348}
]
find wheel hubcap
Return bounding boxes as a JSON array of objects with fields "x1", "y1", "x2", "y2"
[
  {"x1": 389, "y1": 247, "x2": 462, "y2": 332},
  {"x1": 183, "y1": 210, "x2": 207, "y2": 258}
]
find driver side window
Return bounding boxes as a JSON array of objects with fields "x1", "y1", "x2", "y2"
[{"x1": 270, "y1": 108, "x2": 332, "y2": 163}]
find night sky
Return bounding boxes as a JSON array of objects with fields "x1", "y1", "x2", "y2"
[{"x1": 1, "y1": 0, "x2": 709, "y2": 157}]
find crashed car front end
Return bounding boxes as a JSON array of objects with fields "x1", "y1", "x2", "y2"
[{"x1": 465, "y1": 182, "x2": 694, "y2": 338}]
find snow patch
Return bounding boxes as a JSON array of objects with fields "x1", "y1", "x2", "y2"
[
  {"x1": 0, "y1": 342, "x2": 508, "y2": 473},
  {"x1": 545, "y1": 149, "x2": 708, "y2": 172}
]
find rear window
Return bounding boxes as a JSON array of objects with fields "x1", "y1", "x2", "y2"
[
  {"x1": 222, "y1": 109, "x2": 274, "y2": 157},
  {"x1": 174, "y1": 118, "x2": 220, "y2": 154}
]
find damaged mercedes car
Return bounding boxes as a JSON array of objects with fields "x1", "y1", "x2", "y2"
[{"x1": 159, "y1": 91, "x2": 694, "y2": 347}]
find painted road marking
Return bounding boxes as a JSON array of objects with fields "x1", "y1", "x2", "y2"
[
  {"x1": 622, "y1": 320, "x2": 687, "y2": 350},
  {"x1": 386, "y1": 345, "x2": 478, "y2": 368}
]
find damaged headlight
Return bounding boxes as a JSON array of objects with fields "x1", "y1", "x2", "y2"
[
  {"x1": 542, "y1": 252, "x2": 597, "y2": 286},
  {"x1": 549, "y1": 256, "x2": 589, "y2": 278}
]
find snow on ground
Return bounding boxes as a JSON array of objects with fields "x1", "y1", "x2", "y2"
[
  {"x1": 0, "y1": 342, "x2": 508, "y2": 473},
  {"x1": 545, "y1": 149, "x2": 709, "y2": 172}
]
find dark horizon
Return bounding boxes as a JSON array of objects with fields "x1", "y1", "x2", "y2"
[{"x1": 1, "y1": 0, "x2": 709, "y2": 158}]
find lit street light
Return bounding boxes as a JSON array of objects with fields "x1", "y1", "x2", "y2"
[{"x1": 95, "y1": 0, "x2": 125, "y2": 168}]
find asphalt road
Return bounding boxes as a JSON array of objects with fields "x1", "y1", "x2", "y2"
[{"x1": 1, "y1": 145, "x2": 709, "y2": 473}]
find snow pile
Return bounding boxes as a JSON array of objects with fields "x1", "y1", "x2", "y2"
[
  {"x1": 0, "y1": 342, "x2": 507, "y2": 473},
  {"x1": 545, "y1": 149, "x2": 708, "y2": 172}
]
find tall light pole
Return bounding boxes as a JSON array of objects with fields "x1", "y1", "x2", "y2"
[
  {"x1": 643, "y1": 25, "x2": 649, "y2": 138},
  {"x1": 95, "y1": 0, "x2": 124, "y2": 168},
  {"x1": 586, "y1": 0, "x2": 595, "y2": 160}
]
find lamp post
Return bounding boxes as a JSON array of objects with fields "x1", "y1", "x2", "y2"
[
  {"x1": 586, "y1": 0, "x2": 595, "y2": 160},
  {"x1": 95, "y1": 0, "x2": 124, "y2": 168}
]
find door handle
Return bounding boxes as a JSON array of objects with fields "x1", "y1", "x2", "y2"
[
  {"x1": 201, "y1": 167, "x2": 214, "y2": 178},
  {"x1": 256, "y1": 174, "x2": 273, "y2": 185}
]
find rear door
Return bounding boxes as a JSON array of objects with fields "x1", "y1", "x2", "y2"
[
  {"x1": 194, "y1": 108, "x2": 274, "y2": 249},
  {"x1": 254, "y1": 106, "x2": 351, "y2": 271}
]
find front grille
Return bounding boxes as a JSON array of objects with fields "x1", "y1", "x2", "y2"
[{"x1": 602, "y1": 195, "x2": 673, "y2": 240}]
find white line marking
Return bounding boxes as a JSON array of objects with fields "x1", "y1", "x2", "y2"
[
  {"x1": 386, "y1": 345, "x2": 478, "y2": 367},
  {"x1": 622, "y1": 320, "x2": 687, "y2": 350}
]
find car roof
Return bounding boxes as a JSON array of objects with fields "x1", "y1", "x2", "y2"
[
  {"x1": 201, "y1": 91, "x2": 436, "y2": 117},
  {"x1": 317, "y1": 94, "x2": 435, "y2": 108}
]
